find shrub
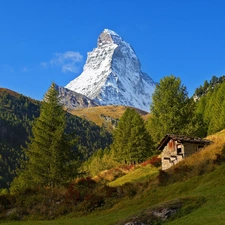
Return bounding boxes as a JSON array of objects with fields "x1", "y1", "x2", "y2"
[
  {"x1": 150, "y1": 156, "x2": 161, "y2": 167},
  {"x1": 65, "y1": 185, "x2": 82, "y2": 205},
  {"x1": 121, "y1": 183, "x2": 137, "y2": 198},
  {"x1": 98, "y1": 168, "x2": 125, "y2": 182},
  {"x1": 0, "y1": 194, "x2": 15, "y2": 213},
  {"x1": 76, "y1": 177, "x2": 97, "y2": 189},
  {"x1": 157, "y1": 170, "x2": 170, "y2": 186},
  {"x1": 82, "y1": 194, "x2": 105, "y2": 212},
  {"x1": 65, "y1": 177, "x2": 97, "y2": 205},
  {"x1": 96, "y1": 185, "x2": 118, "y2": 198},
  {"x1": 141, "y1": 156, "x2": 161, "y2": 168},
  {"x1": 173, "y1": 165, "x2": 193, "y2": 177}
]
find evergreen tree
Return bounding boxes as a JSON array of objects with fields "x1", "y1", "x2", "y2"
[
  {"x1": 210, "y1": 75, "x2": 219, "y2": 85},
  {"x1": 195, "y1": 78, "x2": 225, "y2": 135},
  {"x1": 11, "y1": 83, "x2": 75, "y2": 191},
  {"x1": 82, "y1": 147, "x2": 118, "y2": 176},
  {"x1": 201, "y1": 90, "x2": 214, "y2": 125},
  {"x1": 112, "y1": 108, "x2": 154, "y2": 164},
  {"x1": 184, "y1": 98, "x2": 207, "y2": 138},
  {"x1": 203, "y1": 80, "x2": 209, "y2": 90},
  {"x1": 146, "y1": 75, "x2": 191, "y2": 144},
  {"x1": 208, "y1": 82, "x2": 225, "y2": 134}
]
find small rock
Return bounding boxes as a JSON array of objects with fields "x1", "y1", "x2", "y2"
[{"x1": 124, "y1": 222, "x2": 146, "y2": 225}]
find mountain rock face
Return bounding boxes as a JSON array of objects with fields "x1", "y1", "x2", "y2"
[
  {"x1": 65, "y1": 29, "x2": 155, "y2": 112},
  {"x1": 56, "y1": 85, "x2": 99, "y2": 109}
]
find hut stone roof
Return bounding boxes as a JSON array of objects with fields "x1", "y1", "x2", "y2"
[{"x1": 157, "y1": 134, "x2": 211, "y2": 150}]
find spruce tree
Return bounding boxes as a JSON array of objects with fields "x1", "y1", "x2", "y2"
[
  {"x1": 112, "y1": 108, "x2": 154, "y2": 164},
  {"x1": 11, "y1": 83, "x2": 75, "y2": 191},
  {"x1": 208, "y1": 82, "x2": 225, "y2": 134},
  {"x1": 146, "y1": 75, "x2": 190, "y2": 144}
]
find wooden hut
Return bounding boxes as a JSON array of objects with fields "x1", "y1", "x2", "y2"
[{"x1": 157, "y1": 134, "x2": 211, "y2": 170}]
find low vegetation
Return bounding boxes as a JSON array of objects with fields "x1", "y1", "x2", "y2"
[
  {"x1": 1, "y1": 131, "x2": 225, "y2": 224},
  {"x1": 69, "y1": 105, "x2": 149, "y2": 132}
]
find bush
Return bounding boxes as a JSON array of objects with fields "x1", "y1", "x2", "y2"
[
  {"x1": 76, "y1": 177, "x2": 97, "y2": 189},
  {"x1": 65, "y1": 185, "x2": 82, "y2": 205},
  {"x1": 64, "y1": 178, "x2": 121, "y2": 213},
  {"x1": 121, "y1": 183, "x2": 137, "y2": 198},
  {"x1": 141, "y1": 156, "x2": 161, "y2": 168},
  {"x1": 81, "y1": 194, "x2": 105, "y2": 212},
  {"x1": 65, "y1": 177, "x2": 97, "y2": 205},
  {"x1": 12, "y1": 187, "x2": 66, "y2": 219},
  {"x1": 96, "y1": 185, "x2": 118, "y2": 198},
  {"x1": 98, "y1": 168, "x2": 125, "y2": 182},
  {"x1": 0, "y1": 194, "x2": 15, "y2": 213},
  {"x1": 157, "y1": 170, "x2": 170, "y2": 186}
]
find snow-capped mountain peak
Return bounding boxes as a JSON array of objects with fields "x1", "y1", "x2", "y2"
[
  {"x1": 65, "y1": 29, "x2": 155, "y2": 112},
  {"x1": 98, "y1": 29, "x2": 122, "y2": 46}
]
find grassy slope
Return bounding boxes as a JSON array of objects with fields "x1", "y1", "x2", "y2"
[
  {"x1": 108, "y1": 164, "x2": 158, "y2": 187},
  {"x1": 3, "y1": 165, "x2": 225, "y2": 225},
  {"x1": 69, "y1": 105, "x2": 150, "y2": 131},
  {"x1": 2, "y1": 131, "x2": 225, "y2": 225}
]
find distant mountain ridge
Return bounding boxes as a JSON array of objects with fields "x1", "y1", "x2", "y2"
[
  {"x1": 56, "y1": 85, "x2": 99, "y2": 109},
  {"x1": 65, "y1": 29, "x2": 156, "y2": 112}
]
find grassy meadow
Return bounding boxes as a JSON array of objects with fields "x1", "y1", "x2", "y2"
[
  {"x1": 1, "y1": 131, "x2": 225, "y2": 225},
  {"x1": 69, "y1": 105, "x2": 150, "y2": 131}
]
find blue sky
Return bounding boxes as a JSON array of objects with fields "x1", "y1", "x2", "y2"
[{"x1": 1, "y1": 0, "x2": 225, "y2": 100}]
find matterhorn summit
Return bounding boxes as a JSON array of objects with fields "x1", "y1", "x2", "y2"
[{"x1": 65, "y1": 29, "x2": 155, "y2": 112}]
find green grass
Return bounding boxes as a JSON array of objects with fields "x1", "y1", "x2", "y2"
[
  {"x1": 2, "y1": 164, "x2": 225, "y2": 225},
  {"x1": 108, "y1": 164, "x2": 158, "y2": 187},
  {"x1": 2, "y1": 131, "x2": 225, "y2": 225},
  {"x1": 165, "y1": 165, "x2": 225, "y2": 225},
  {"x1": 69, "y1": 105, "x2": 150, "y2": 131}
]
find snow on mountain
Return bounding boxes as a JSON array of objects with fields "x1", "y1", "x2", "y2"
[{"x1": 65, "y1": 29, "x2": 155, "y2": 112}]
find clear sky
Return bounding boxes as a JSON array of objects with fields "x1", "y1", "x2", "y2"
[{"x1": 1, "y1": 0, "x2": 225, "y2": 100}]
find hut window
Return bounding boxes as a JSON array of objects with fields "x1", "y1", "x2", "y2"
[
  {"x1": 177, "y1": 144, "x2": 182, "y2": 154},
  {"x1": 164, "y1": 157, "x2": 170, "y2": 160}
]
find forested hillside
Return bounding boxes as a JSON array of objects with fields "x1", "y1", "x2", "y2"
[
  {"x1": 0, "y1": 88, "x2": 41, "y2": 189},
  {"x1": 195, "y1": 77, "x2": 225, "y2": 135},
  {"x1": 0, "y1": 88, "x2": 112, "y2": 189},
  {"x1": 194, "y1": 75, "x2": 225, "y2": 99}
]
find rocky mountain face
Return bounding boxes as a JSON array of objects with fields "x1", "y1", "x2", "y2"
[
  {"x1": 65, "y1": 29, "x2": 155, "y2": 112},
  {"x1": 56, "y1": 85, "x2": 99, "y2": 110}
]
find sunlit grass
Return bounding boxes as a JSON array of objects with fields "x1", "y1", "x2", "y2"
[
  {"x1": 69, "y1": 105, "x2": 150, "y2": 131},
  {"x1": 108, "y1": 165, "x2": 158, "y2": 187},
  {"x1": 2, "y1": 166, "x2": 225, "y2": 225},
  {"x1": 2, "y1": 131, "x2": 225, "y2": 225}
]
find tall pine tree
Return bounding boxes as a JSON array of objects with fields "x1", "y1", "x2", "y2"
[
  {"x1": 112, "y1": 108, "x2": 154, "y2": 164},
  {"x1": 11, "y1": 83, "x2": 75, "y2": 191},
  {"x1": 146, "y1": 75, "x2": 191, "y2": 144},
  {"x1": 208, "y1": 82, "x2": 225, "y2": 134}
]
